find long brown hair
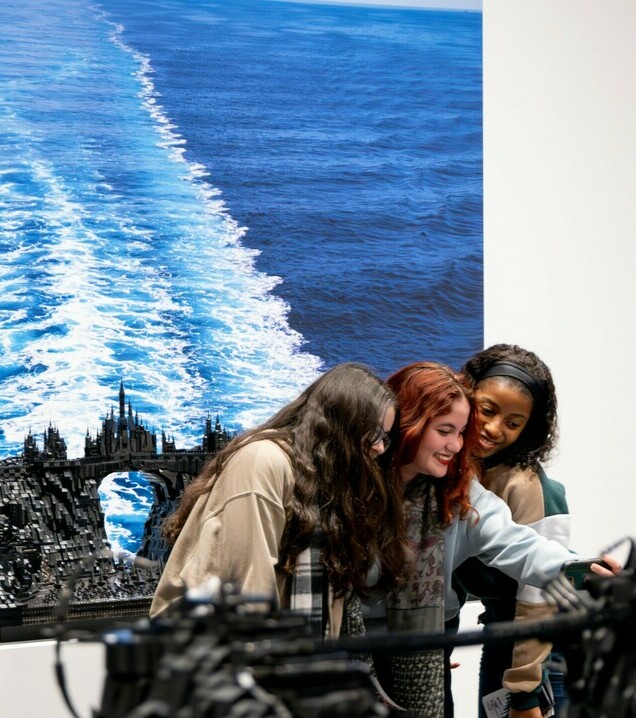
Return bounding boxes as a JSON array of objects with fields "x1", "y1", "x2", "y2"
[
  {"x1": 386, "y1": 361, "x2": 479, "y2": 526},
  {"x1": 163, "y1": 362, "x2": 407, "y2": 597}
]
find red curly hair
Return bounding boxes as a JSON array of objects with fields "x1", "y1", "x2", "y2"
[{"x1": 386, "y1": 361, "x2": 479, "y2": 526}]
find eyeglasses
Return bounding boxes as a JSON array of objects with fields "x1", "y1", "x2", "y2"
[{"x1": 371, "y1": 427, "x2": 391, "y2": 450}]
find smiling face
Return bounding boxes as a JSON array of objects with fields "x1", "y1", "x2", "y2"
[
  {"x1": 473, "y1": 377, "x2": 534, "y2": 459},
  {"x1": 400, "y1": 394, "x2": 470, "y2": 482}
]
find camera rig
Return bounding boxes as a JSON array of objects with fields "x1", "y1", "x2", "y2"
[
  {"x1": 94, "y1": 577, "x2": 391, "y2": 718},
  {"x1": 55, "y1": 538, "x2": 636, "y2": 718}
]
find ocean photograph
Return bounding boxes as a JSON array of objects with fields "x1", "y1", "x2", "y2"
[
  {"x1": 0, "y1": 0, "x2": 481, "y2": 549},
  {"x1": 98, "y1": 470, "x2": 155, "y2": 555}
]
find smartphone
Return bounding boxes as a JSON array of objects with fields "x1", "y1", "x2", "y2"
[{"x1": 561, "y1": 558, "x2": 612, "y2": 589}]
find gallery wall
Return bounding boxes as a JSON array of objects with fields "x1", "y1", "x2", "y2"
[{"x1": 483, "y1": 0, "x2": 636, "y2": 560}]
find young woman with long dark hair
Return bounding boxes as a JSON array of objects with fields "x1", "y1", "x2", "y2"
[{"x1": 150, "y1": 362, "x2": 408, "y2": 639}]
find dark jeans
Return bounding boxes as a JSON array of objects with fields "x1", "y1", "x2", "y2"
[
  {"x1": 443, "y1": 607, "x2": 514, "y2": 718},
  {"x1": 549, "y1": 654, "x2": 569, "y2": 717},
  {"x1": 478, "y1": 634, "x2": 514, "y2": 718}
]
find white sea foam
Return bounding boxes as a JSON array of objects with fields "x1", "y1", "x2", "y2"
[
  {"x1": 98, "y1": 472, "x2": 154, "y2": 554},
  {"x1": 0, "y1": 4, "x2": 323, "y2": 460},
  {"x1": 100, "y1": 14, "x2": 324, "y2": 423},
  {"x1": 99, "y1": 472, "x2": 153, "y2": 514}
]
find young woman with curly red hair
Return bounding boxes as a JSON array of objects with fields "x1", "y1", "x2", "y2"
[{"x1": 371, "y1": 361, "x2": 582, "y2": 718}]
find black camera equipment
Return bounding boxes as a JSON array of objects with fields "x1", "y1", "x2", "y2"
[
  {"x1": 94, "y1": 577, "x2": 393, "y2": 718},
  {"x1": 54, "y1": 538, "x2": 636, "y2": 718},
  {"x1": 543, "y1": 539, "x2": 636, "y2": 718}
]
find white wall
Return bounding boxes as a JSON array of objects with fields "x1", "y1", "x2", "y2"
[
  {"x1": 483, "y1": 0, "x2": 636, "y2": 559},
  {"x1": 0, "y1": 640, "x2": 104, "y2": 717},
  {"x1": 454, "y1": 2, "x2": 636, "y2": 712}
]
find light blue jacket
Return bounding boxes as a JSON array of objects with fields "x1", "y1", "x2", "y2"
[{"x1": 444, "y1": 479, "x2": 573, "y2": 620}]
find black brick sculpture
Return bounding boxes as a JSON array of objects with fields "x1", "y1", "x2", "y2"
[{"x1": 0, "y1": 381, "x2": 233, "y2": 639}]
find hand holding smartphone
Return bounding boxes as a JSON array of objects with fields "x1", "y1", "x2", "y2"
[{"x1": 561, "y1": 558, "x2": 613, "y2": 589}]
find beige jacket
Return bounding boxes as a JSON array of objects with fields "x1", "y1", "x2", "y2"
[
  {"x1": 482, "y1": 464, "x2": 570, "y2": 694},
  {"x1": 150, "y1": 438, "x2": 343, "y2": 637}
]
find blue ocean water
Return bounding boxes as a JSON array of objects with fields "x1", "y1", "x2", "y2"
[
  {"x1": 0, "y1": 0, "x2": 482, "y2": 459},
  {"x1": 98, "y1": 471, "x2": 154, "y2": 555}
]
